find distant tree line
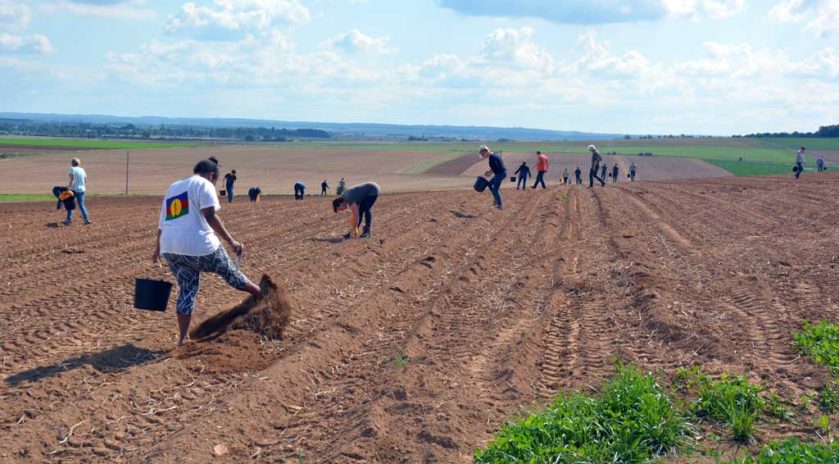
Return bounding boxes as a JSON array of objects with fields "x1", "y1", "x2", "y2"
[
  {"x1": 0, "y1": 119, "x2": 331, "y2": 141},
  {"x1": 737, "y1": 124, "x2": 839, "y2": 138}
]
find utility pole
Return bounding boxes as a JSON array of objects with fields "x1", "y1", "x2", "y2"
[{"x1": 125, "y1": 149, "x2": 130, "y2": 195}]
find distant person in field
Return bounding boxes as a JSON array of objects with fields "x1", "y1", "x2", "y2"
[
  {"x1": 795, "y1": 146, "x2": 806, "y2": 179},
  {"x1": 600, "y1": 163, "x2": 607, "y2": 182},
  {"x1": 629, "y1": 162, "x2": 637, "y2": 182},
  {"x1": 531, "y1": 151, "x2": 549, "y2": 189},
  {"x1": 562, "y1": 167, "x2": 569, "y2": 185},
  {"x1": 153, "y1": 159, "x2": 261, "y2": 346},
  {"x1": 611, "y1": 164, "x2": 619, "y2": 183},
  {"x1": 588, "y1": 145, "x2": 606, "y2": 188},
  {"x1": 248, "y1": 186, "x2": 262, "y2": 202},
  {"x1": 817, "y1": 156, "x2": 825, "y2": 172},
  {"x1": 336, "y1": 178, "x2": 346, "y2": 196},
  {"x1": 294, "y1": 181, "x2": 306, "y2": 200},
  {"x1": 574, "y1": 166, "x2": 582, "y2": 185},
  {"x1": 321, "y1": 179, "x2": 329, "y2": 196},
  {"x1": 480, "y1": 145, "x2": 507, "y2": 210},
  {"x1": 514, "y1": 161, "x2": 530, "y2": 190},
  {"x1": 223, "y1": 170, "x2": 237, "y2": 203},
  {"x1": 333, "y1": 182, "x2": 380, "y2": 239},
  {"x1": 63, "y1": 157, "x2": 91, "y2": 226}
]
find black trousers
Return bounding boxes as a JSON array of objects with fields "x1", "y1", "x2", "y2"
[
  {"x1": 589, "y1": 162, "x2": 605, "y2": 187},
  {"x1": 357, "y1": 195, "x2": 378, "y2": 232},
  {"x1": 532, "y1": 171, "x2": 546, "y2": 189}
]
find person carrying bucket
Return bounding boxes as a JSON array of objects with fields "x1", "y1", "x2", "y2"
[
  {"x1": 333, "y1": 182, "x2": 380, "y2": 239},
  {"x1": 480, "y1": 145, "x2": 507, "y2": 210},
  {"x1": 514, "y1": 162, "x2": 530, "y2": 190},
  {"x1": 588, "y1": 145, "x2": 606, "y2": 188},
  {"x1": 153, "y1": 159, "x2": 261, "y2": 346}
]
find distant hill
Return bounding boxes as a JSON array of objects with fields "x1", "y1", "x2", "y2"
[{"x1": 0, "y1": 112, "x2": 622, "y2": 141}]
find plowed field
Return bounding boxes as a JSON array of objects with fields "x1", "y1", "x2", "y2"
[{"x1": 1, "y1": 173, "x2": 837, "y2": 462}]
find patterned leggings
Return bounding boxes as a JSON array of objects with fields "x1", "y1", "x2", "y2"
[{"x1": 163, "y1": 247, "x2": 248, "y2": 315}]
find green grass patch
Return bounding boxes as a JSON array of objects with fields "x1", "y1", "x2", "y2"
[
  {"x1": 677, "y1": 368, "x2": 764, "y2": 443},
  {"x1": 0, "y1": 193, "x2": 56, "y2": 203},
  {"x1": 706, "y1": 160, "x2": 798, "y2": 177},
  {"x1": 794, "y1": 320, "x2": 839, "y2": 375},
  {"x1": 0, "y1": 136, "x2": 200, "y2": 150},
  {"x1": 728, "y1": 438, "x2": 839, "y2": 463},
  {"x1": 475, "y1": 364, "x2": 689, "y2": 463}
]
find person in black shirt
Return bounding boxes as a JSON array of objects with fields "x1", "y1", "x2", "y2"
[
  {"x1": 321, "y1": 179, "x2": 329, "y2": 196},
  {"x1": 480, "y1": 145, "x2": 507, "y2": 210},
  {"x1": 574, "y1": 166, "x2": 582, "y2": 184},
  {"x1": 514, "y1": 162, "x2": 530, "y2": 190},
  {"x1": 600, "y1": 163, "x2": 607, "y2": 182},
  {"x1": 223, "y1": 170, "x2": 237, "y2": 203},
  {"x1": 611, "y1": 164, "x2": 619, "y2": 183},
  {"x1": 588, "y1": 145, "x2": 606, "y2": 188},
  {"x1": 294, "y1": 181, "x2": 305, "y2": 200}
]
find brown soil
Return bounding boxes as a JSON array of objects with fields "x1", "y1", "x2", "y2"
[{"x1": 0, "y1": 173, "x2": 837, "y2": 462}]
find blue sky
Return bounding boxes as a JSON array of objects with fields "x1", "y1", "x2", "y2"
[{"x1": 0, "y1": 0, "x2": 837, "y2": 134}]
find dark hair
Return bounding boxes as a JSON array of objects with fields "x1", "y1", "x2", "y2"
[
  {"x1": 231, "y1": 169, "x2": 237, "y2": 174},
  {"x1": 332, "y1": 197, "x2": 345, "y2": 213},
  {"x1": 536, "y1": 151, "x2": 542, "y2": 154},
  {"x1": 208, "y1": 156, "x2": 219, "y2": 165},
  {"x1": 194, "y1": 160, "x2": 219, "y2": 175}
]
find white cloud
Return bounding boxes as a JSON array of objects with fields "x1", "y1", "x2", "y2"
[
  {"x1": 769, "y1": 0, "x2": 839, "y2": 37},
  {"x1": 166, "y1": 0, "x2": 310, "y2": 40},
  {"x1": 478, "y1": 27, "x2": 554, "y2": 72},
  {"x1": 321, "y1": 29, "x2": 395, "y2": 55},
  {"x1": 39, "y1": 0, "x2": 156, "y2": 20},
  {"x1": 438, "y1": 0, "x2": 665, "y2": 24},
  {"x1": 0, "y1": 33, "x2": 55, "y2": 54},
  {"x1": 661, "y1": 0, "x2": 745, "y2": 19},
  {"x1": 0, "y1": 1, "x2": 30, "y2": 29},
  {"x1": 676, "y1": 42, "x2": 791, "y2": 78},
  {"x1": 794, "y1": 48, "x2": 839, "y2": 78}
]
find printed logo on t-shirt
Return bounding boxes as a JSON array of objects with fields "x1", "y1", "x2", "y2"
[{"x1": 165, "y1": 191, "x2": 189, "y2": 221}]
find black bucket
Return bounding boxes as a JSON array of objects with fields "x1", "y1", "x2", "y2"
[
  {"x1": 134, "y1": 278, "x2": 173, "y2": 311},
  {"x1": 473, "y1": 176, "x2": 490, "y2": 193}
]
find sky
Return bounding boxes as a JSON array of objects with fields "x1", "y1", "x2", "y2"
[{"x1": 0, "y1": 0, "x2": 837, "y2": 135}]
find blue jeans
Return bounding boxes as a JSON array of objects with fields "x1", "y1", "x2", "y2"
[
  {"x1": 516, "y1": 175, "x2": 528, "y2": 189},
  {"x1": 795, "y1": 162, "x2": 803, "y2": 179},
  {"x1": 67, "y1": 191, "x2": 90, "y2": 222},
  {"x1": 226, "y1": 186, "x2": 234, "y2": 203},
  {"x1": 489, "y1": 171, "x2": 506, "y2": 208},
  {"x1": 532, "y1": 171, "x2": 546, "y2": 189}
]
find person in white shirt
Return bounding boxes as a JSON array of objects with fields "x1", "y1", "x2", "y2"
[
  {"x1": 63, "y1": 158, "x2": 91, "y2": 225},
  {"x1": 153, "y1": 160, "x2": 261, "y2": 346},
  {"x1": 795, "y1": 146, "x2": 806, "y2": 180}
]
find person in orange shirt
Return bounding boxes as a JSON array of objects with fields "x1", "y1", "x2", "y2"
[{"x1": 531, "y1": 151, "x2": 549, "y2": 189}]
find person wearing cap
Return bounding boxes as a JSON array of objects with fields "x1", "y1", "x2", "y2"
[
  {"x1": 480, "y1": 145, "x2": 507, "y2": 210},
  {"x1": 223, "y1": 169, "x2": 237, "y2": 203},
  {"x1": 514, "y1": 162, "x2": 530, "y2": 190},
  {"x1": 531, "y1": 151, "x2": 549, "y2": 189},
  {"x1": 333, "y1": 182, "x2": 380, "y2": 238},
  {"x1": 153, "y1": 160, "x2": 261, "y2": 346},
  {"x1": 795, "y1": 146, "x2": 806, "y2": 180},
  {"x1": 63, "y1": 157, "x2": 92, "y2": 225},
  {"x1": 588, "y1": 144, "x2": 606, "y2": 188}
]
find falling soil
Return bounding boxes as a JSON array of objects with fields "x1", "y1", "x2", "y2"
[{"x1": 189, "y1": 274, "x2": 291, "y2": 340}]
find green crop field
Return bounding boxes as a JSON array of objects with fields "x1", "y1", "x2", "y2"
[
  {"x1": 0, "y1": 136, "x2": 201, "y2": 150},
  {"x1": 0, "y1": 193, "x2": 56, "y2": 203}
]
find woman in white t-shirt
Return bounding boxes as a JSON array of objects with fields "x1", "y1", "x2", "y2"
[
  {"x1": 153, "y1": 160, "x2": 261, "y2": 346},
  {"x1": 63, "y1": 158, "x2": 92, "y2": 225}
]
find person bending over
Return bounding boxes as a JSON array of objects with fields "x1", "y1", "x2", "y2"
[
  {"x1": 153, "y1": 160, "x2": 261, "y2": 346},
  {"x1": 333, "y1": 182, "x2": 380, "y2": 239},
  {"x1": 480, "y1": 145, "x2": 507, "y2": 210}
]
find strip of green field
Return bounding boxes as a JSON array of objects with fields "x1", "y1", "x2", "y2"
[
  {"x1": 0, "y1": 193, "x2": 55, "y2": 203},
  {"x1": 706, "y1": 160, "x2": 798, "y2": 177},
  {"x1": 0, "y1": 137, "x2": 201, "y2": 150}
]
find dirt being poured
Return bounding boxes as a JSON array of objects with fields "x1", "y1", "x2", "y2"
[{"x1": 190, "y1": 274, "x2": 291, "y2": 340}]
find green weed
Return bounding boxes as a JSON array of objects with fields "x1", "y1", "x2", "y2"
[
  {"x1": 475, "y1": 364, "x2": 690, "y2": 463},
  {"x1": 819, "y1": 383, "x2": 837, "y2": 413},
  {"x1": 729, "y1": 438, "x2": 839, "y2": 463},
  {"x1": 764, "y1": 391, "x2": 793, "y2": 421},
  {"x1": 816, "y1": 415, "x2": 831, "y2": 436},
  {"x1": 678, "y1": 370, "x2": 764, "y2": 443},
  {"x1": 794, "y1": 320, "x2": 839, "y2": 376}
]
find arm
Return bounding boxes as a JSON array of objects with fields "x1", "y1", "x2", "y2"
[
  {"x1": 153, "y1": 229, "x2": 162, "y2": 265},
  {"x1": 203, "y1": 207, "x2": 243, "y2": 255},
  {"x1": 350, "y1": 203, "x2": 360, "y2": 236},
  {"x1": 67, "y1": 172, "x2": 75, "y2": 189}
]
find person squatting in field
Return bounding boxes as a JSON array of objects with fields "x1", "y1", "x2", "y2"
[
  {"x1": 481, "y1": 145, "x2": 507, "y2": 209},
  {"x1": 795, "y1": 147, "x2": 806, "y2": 179},
  {"x1": 514, "y1": 162, "x2": 530, "y2": 190},
  {"x1": 63, "y1": 157, "x2": 92, "y2": 225},
  {"x1": 588, "y1": 145, "x2": 606, "y2": 188},
  {"x1": 294, "y1": 181, "x2": 306, "y2": 200},
  {"x1": 333, "y1": 182, "x2": 380, "y2": 239},
  {"x1": 532, "y1": 151, "x2": 548, "y2": 189},
  {"x1": 153, "y1": 160, "x2": 261, "y2": 346}
]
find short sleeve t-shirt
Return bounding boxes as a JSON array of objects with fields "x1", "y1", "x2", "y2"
[
  {"x1": 343, "y1": 182, "x2": 381, "y2": 205},
  {"x1": 535, "y1": 154, "x2": 549, "y2": 172},
  {"x1": 158, "y1": 175, "x2": 221, "y2": 256},
  {"x1": 224, "y1": 173, "x2": 237, "y2": 188},
  {"x1": 69, "y1": 166, "x2": 87, "y2": 192}
]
